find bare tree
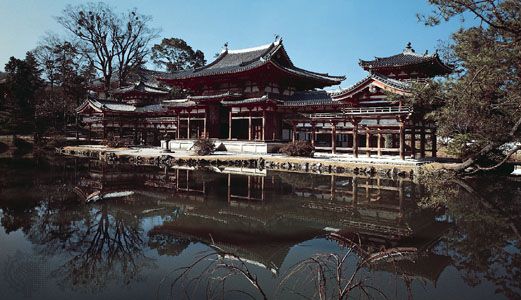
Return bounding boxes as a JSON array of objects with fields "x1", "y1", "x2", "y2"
[{"x1": 56, "y1": 3, "x2": 158, "y2": 90}]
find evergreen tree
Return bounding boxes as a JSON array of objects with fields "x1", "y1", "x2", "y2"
[
  {"x1": 151, "y1": 38, "x2": 206, "y2": 72},
  {"x1": 409, "y1": 0, "x2": 521, "y2": 173},
  {"x1": 1, "y1": 53, "x2": 43, "y2": 135}
]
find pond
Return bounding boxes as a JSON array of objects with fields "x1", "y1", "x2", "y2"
[{"x1": 0, "y1": 157, "x2": 519, "y2": 299}]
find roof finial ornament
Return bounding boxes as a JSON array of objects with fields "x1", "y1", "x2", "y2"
[
  {"x1": 404, "y1": 42, "x2": 415, "y2": 54},
  {"x1": 224, "y1": 42, "x2": 229, "y2": 51},
  {"x1": 274, "y1": 34, "x2": 282, "y2": 44}
]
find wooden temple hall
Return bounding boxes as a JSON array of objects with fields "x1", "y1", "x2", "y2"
[{"x1": 76, "y1": 38, "x2": 452, "y2": 159}]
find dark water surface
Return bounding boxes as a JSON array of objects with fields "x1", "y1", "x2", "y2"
[{"x1": 0, "y1": 157, "x2": 520, "y2": 300}]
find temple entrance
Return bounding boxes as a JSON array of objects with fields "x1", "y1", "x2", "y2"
[{"x1": 231, "y1": 119, "x2": 249, "y2": 140}]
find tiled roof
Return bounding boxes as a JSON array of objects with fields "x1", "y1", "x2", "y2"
[
  {"x1": 188, "y1": 91, "x2": 242, "y2": 100},
  {"x1": 329, "y1": 74, "x2": 411, "y2": 99},
  {"x1": 154, "y1": 38, "x2": 345, "y2": 85},
  {"x1": 280, "y1": 91, "x2": 336, "y2": 107},
  {"x1": 77, "y1": 96, "x2": 168, "y2": 113},
  {"x1": 162, "y1": 99, "x2": 197, "y2": 107},
  {"x1": 359, "y1": 43, "x2": 452, "y2": 74},
  {"x1": 221, "y1": 95, "x2": 274, "y2": 106},
  {"x1": 110, "y1": 81, "x2": 169, "y2": 95}
]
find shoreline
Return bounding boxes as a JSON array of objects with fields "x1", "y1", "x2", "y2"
[{"x1": 57, "y1": 145, "x2": 447, "y2": 178}]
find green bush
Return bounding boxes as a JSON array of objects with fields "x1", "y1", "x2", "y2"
[
  {"x1": 192, "y1": 138, "x2": 215, "y2": 156},
  {"x1": 279, "y1": 141, "x2": 314, "y2": 157}
]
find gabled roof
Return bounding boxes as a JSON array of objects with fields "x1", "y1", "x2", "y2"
[
  {"x1": 359, "y1": 43, "x2": 452, "y2": 75},
  {"x1": 155, "y1": 38, "x2": 345, "y2": 88},
  {"x1": 330, "y1": 73, "x2": 411, "y2": 101},
  {"x1": 110, "y1": 80, "x2": 170, "y2": 96},
  {"x1": 76, "y1": 96, "x2": 167, "y2": 114}
]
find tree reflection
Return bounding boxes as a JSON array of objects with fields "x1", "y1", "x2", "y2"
[
  {"x1": 0, "y1": 161, "x2": 155, "y2": 291},
  {"x1": 421, "y1": 173, "x2": 521, "y2": 299}
]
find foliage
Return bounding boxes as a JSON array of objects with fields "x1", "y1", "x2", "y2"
[
  {"x1": 192, "y1": 138, "x2": 215, "y2": 156},
  {"x1": 0, "y1": 53, "x2": 43, "y2": 135},
  {"x1": 151, "y1": 37, "x2": 206, "y2": 72},
  {"x1": 56, "y1": 2, "x2": 158, "y2": 89},
  {"x1": 409, "y1": 0, "x2": 521, "y2": 173},
  {"x1": 279, "y1": 141, "x2": 315, "y2": 157},
  {"x1": 33, "y1": 36, "x2": 93, "y2": 132}
]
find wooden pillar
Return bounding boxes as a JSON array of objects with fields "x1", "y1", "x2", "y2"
[
  {"x1": 420, "y1": 125, "x2": 426, "y2": 158},
  {"x1": 292, "y1": 122, "x2": 297, "y2": 142},
  {"x1": 377, "y1": 129, "x2": 382, "y2": 157},
  {"x1": 176, "y1": 114, "x2": 180, "y2": 139},
  {"x1": 228, "y1": 110, "x2": 233, "y2": 140},
  {"x1": 88, "y1": 123, "x2": 92, "y2": 141},
  {"x1": 203, "y1": 114, "x2": 207, "y2": 139},
  {"x1": 311, "y1": 122, "x2": 316, "y2": 147},
  {"x1": 262, "y1": 110, "x2": 266, "y2": 141},
  {"x1": 187, "y1": 115, "x2": 191, "y2": 139},
  {"x1": 143, "y1": 130, "x2": 148, "y2": 145},
  {"x1": 331, "y1": 175, "x2": 336, "y2": 201},
  {"x1": 366, "y1": 128, "x2": 371, "y2": 157},
  {"x1": 352, "y1": 176, "x2": 358, "y2": 208},
  {"x1": 331, "y1": 122, "x2": 337, "y2": 154},
  {"x1": 431, "y1": 128, "x2": 437, "y2": 158},
  {"x1": 102, "y1": 122, "x2": 107, "y2": 140},
  {"x1": 352, "y1": 121, "x2": 359, "y2": 158},
  {"x1": 398, "y1": 178, "x2": 404, "y2": 221},
  {"x1": 133, "y1": 126, "x2": 138, "y2": 145},
  {"x1": 75, "y1": 114, "x2": 79, "y2": 140},
  {"x1": 399, "y1": 121, "x2": 405, "y2": 160},
  {"x1": 410, "y1": 124, "x2": 416, "y2": 159},
  {"x1": 248, "y1": 110, "x2": 252, "y2": 141}
]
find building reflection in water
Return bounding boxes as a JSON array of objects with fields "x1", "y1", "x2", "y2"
[
  {"x1": 2, "y1": 159, "x2": 520, "y2": 299},
  {"x1": 70, "y1": 160, "x2": 451, "y2": 285}
]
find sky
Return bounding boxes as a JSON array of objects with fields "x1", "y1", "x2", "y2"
[{"x1": 0, "y1": 0, "x2": 468, "y2": 88}]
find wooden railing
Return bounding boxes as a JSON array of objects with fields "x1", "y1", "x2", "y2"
[{"x1": 301, "y1": 106, "x2": 412, "y2": 119}]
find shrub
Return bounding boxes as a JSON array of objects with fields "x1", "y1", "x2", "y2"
[
  {"x1": 279, "y1": 141, "x2": 314, "y2": 157},
  {"x1": 192, "y1": 138, "x2": 215, "y2": 156},
  {"x1": 13, "y1": 138, "x2": 33, "y2": 156}
]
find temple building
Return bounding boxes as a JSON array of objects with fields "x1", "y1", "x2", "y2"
[{"x1": 76, "y1": 39, "x2": 452, "y2": 159}]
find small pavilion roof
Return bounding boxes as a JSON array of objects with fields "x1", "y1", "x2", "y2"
[
  {"x1": 76, "y1": 96, "x2": 167, "y2": 114},
  {"x1": 330, "y1": 73, "x2": 411, "y2": 101},
  {"x1": 110, "y1": 80, "x2": 170, "y2": 96},
  {"x1": 154, "y1": 38, "x2": 345, "y2": 88},
  {"x1": 359, "y1": 43, "x2": 452, "y2": 75}
]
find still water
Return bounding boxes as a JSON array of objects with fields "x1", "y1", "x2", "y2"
[{"x1": 0, "y1": 157, "x2": 519, "y2": 299}]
